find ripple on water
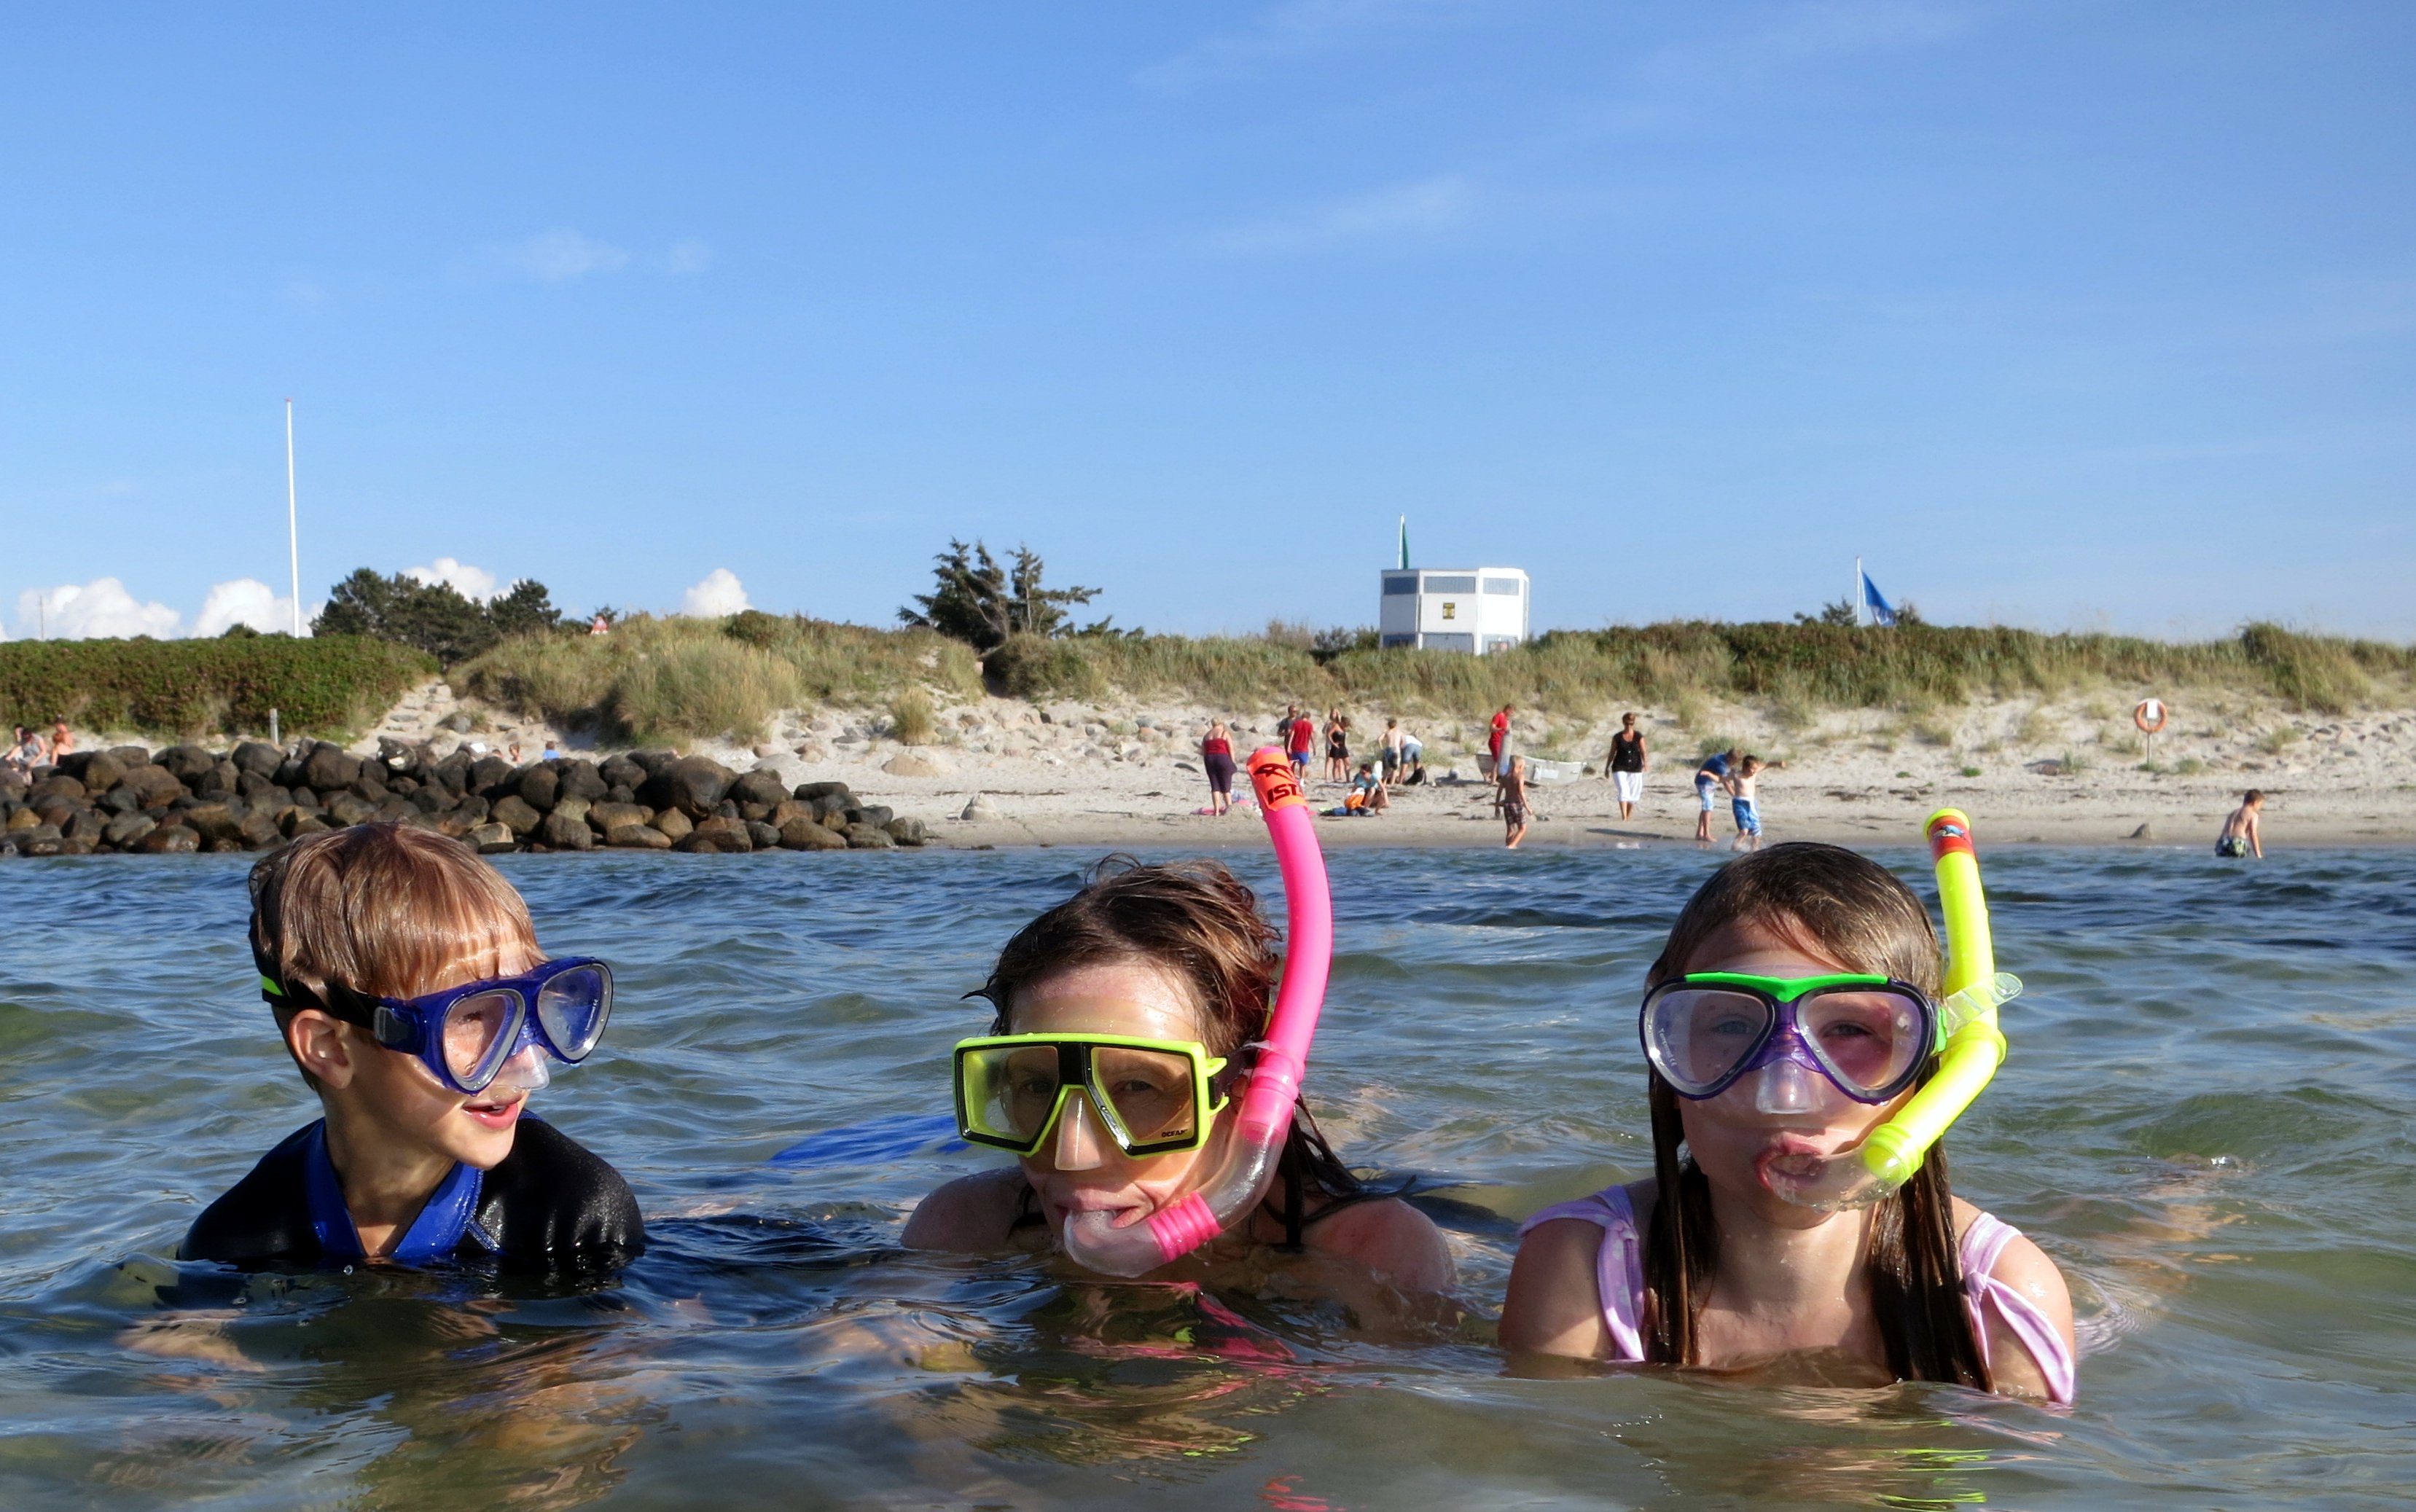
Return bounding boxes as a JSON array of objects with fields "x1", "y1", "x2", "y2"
[{"x1": 0, "y1": 845, "x2": 2411, "y2": 1508}]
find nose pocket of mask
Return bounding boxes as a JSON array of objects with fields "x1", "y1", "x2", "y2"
[{"x1": 1754, "y1": 1058, "x2": 1818, "y2": 1114}]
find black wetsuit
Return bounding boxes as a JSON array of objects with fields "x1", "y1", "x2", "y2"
[{"x1": 179, "y1": 1116, "x2": 645, "y2": 1272}]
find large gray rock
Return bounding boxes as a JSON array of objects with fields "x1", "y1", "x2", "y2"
[
  {"x1": 692, "y1": 815, "x2": 754, "y2": 851},
  {"x1": 557, "y1": 759, "x2": 608, "y2": 803},
  {"x1": 745, "y1": 820, "x2": 782, "y2": 850},
  {"x1": 301, "y1": 743, "x2": 360, "y2": 792},
  {"x1": 883, "y1": 752, "x2": 943, "y2": 778},
  {"x1": 232, "y1": 741, "x2": 283, "y2": 777},
  {"x1": 28, "y1": 775, "x2": 85, "y2": 803},
  {"x1": 184, "y1": 802, "x2": 243, "y2": 845},
  {"x1": 794, "y1": 780, "x2": 853, "y2": 803},
  {"x1": 550, "y1": 795, "x2": 592, "y2": 826},
  {"x1": 159, "y1": 745, "x2": 219, "y2": 783},
  {"x1": 778, "y1": 816, "x2": 847, "y2": 850},
  {"x1": 490, "y1": 795, "x2": 543, "y2": 837},
  {"x1": 961, "y1": 793, "x2": 1002, "y2": 821},
  {"x1": 598, "y1": 755, "x2": 647, "y2": 791},
  {"x1": 730, "y1": 769, "x2": 790, "y2": 810},
  {"x1": 539, "y1": 810, "x2": 595, "y2": 850},
  {"x1": 650, "y1": 807, "x2": 694, "y2": 841},
  {"x1": 102, "y1": 811, "x2": 157, "y2": 848},
  {"x1": 844, "y1": 822, "x2": 896, "y2": 850},
  {"x1": 468, "y1": 755, "x2": 515, "y2": 795},
  {"x1": 585, "y1": 802, "x2": 650, "y2": 832},
  {"x1": 240, "y1": 811, "x2": 284, "y2": 849},
  {"x1": 655, "y1": 756, "x2": 737, "y2": 820},
  {"x1": 885, "y1": 816, "x2": 929, "y2": 847},
  {"x1": 467, "y1": 822, "x2": 517, "y2": 854},
  {"x1": 77, "y1": 751, "x2": 129, "y2": 795},
  {"x1": 197, "y1": 760, "x2": 241, "y2": 799},
  {"x1": 137, "y1": 825, "x2": 200, "y2": 854},
  {"x1": 117, "y1": 765, "x2": 184, "y2": 809},
  {"x1": 673, "y1": 828, "x2": 751, "y2": 854},
  {"x1": 324, "y1": 792, "x2": 378, "y2": 827},
  {"x1": 606, "y1": 822, "x2": 672, "y2": 849},
  {"x1": 517, "y1": 763, "x2": 561, "y2": 811}
]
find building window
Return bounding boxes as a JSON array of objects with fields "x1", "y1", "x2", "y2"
[
  {"x1": 1482, "y1": 577, "x2": 1522, "y2": 595},
  {"x1": 1380, "y1": 632, "x2": 1417, "y2": 649},
  {"x1": 1420, "y1": 632, "x2": 1474, "y2": 653},
  {"x1": 1485, "y1": 635, "x2": 1520, "y2": 654},
  {"x1": 1382, "y1": 574, "x2": 1418, "y2": 595},
  {"x1": 1423, "y1": 574, "x2": 1477, "y2": 594}
]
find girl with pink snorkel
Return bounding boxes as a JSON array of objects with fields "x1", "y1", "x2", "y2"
[{"x1": 906, "y1": 752, "x2": 1449, "y2": 1296}]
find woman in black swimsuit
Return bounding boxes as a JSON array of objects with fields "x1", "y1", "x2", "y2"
[
  {"x1": 1325, "y1": 711, "x2": 1350, "y2": 783},
  {"x1": 904, "y1": 858, "x2": 1453, "y2": 1293}
]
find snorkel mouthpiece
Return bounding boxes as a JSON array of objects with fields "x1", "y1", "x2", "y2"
[
  {"x1": 1058, "y1": 748, "x2": 1331, "y2": 1276},
  {"x1": 1764, "y1": 809, "x2": 2016, "y2": 1211}
]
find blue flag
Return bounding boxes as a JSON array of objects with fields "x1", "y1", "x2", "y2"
[{"x1": 1861, "y1": 570, "x2": 1897, "y2": 627}]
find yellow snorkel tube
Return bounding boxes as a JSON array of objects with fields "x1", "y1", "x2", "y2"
[{"x1": 1770, "y1": 807, "x2": 2021, "y2": 1212}]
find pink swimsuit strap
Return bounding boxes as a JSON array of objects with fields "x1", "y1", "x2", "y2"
[{"x1": 1519, "y1": 1186, "x2": 2076, "y2": 1403}]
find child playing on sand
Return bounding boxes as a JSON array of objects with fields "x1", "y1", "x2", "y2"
[
  {"x1": 904, "y1": 859, "x2": 1452, "y2": 1298},
  {"x1": 1501, "y1": 843, "x2": 2075, "y2": 1400},
  {"x1": 181, "y1": 823, "x2": 644, "y2": 1270},
  {"x1": 2216, "y1": 791, "x2": 2264, "y2": 858},
  {"x1": 1692, "y1": 748, "x2": 1737, "y2": 843}
]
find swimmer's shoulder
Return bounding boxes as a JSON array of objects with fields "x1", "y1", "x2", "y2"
[
  {"x1": 477, "y1": 1116, "x2": 646, "y2": 1266},
  {"x1": 1949, "y1": 1195, "x2": 2076, "y2": 1391},
  {"x1": 902, "y1": 1167, "x2": 1025, "y2": 1252},
  {"x1": 1302, "y1": 1193, "x2": 1455, "y2": 1293},
  {"x1": 179, "y1": 1121, "x2": 321, "y2": 1264}
]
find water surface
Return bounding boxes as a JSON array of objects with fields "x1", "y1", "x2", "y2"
[{"x1": 2, "y1": 844, "x2": 2411, "y2": 1508}]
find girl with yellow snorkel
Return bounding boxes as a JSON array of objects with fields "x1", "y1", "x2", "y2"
[{"x1": 1503, "y1": 815, "x2": 2076, "y2": 1399}]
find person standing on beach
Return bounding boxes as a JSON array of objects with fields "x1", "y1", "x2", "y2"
[
  {"x1": 48, "y1": 720, "x2": 74, "y2": 761},
  {"x1": 1199, "y1": 720, "x2": 1237, "y2": 815},
  {"x1": 1380, "y1": 718, "x2": 1407, "y2": 787},
  {"x1": 1501, "y1": 756, "x2": 1532, "y2": 849},
  {"x1": 1692, "y1": 748, "x2": 1737, "y2": 843},
  {"x1": 1287, "y1": 707, "x2": 1315, "y2": 780},
  {"x1": 1603, "y1": 713, "x2": 1648, "y2": 821},
  {"x1": 1489, "y1": 705, "x2": 1514, "y2": 783},
  {"x1": 2216, "y1": 791, "x2": 2264, "y2": 858},
  {"x1": 1725, "y1": 755, "x2": 1770, "y2": 850},
  {"x1": 1325, "y1": 710, "x2": 1351, "y2": 783}
]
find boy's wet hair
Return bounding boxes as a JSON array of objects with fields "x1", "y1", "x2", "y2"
[{"x1": 249, "y1": 823, "x2": 541, "y2": 1043}]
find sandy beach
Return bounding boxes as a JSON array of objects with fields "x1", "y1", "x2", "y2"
[{"x1": 359, "y1": 681, "x2": 2416, "y2": 851}]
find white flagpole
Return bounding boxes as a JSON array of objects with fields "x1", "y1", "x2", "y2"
[
  {"x1": 1853, "y1": 556, "x2": 1863, "y2": 628},
  {"x1": 285, "y1": 399, "x2": 302, "y2": 635}
]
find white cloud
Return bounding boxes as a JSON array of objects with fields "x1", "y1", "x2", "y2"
[
  {"x1": 14, "y1": 579, "x2": 183, "y2": 641},
  {"x1": 491, "y1": 227, "x2": 631, "y2": 283},
  {"x1": 1208, "y1": 175, "x2": 1474, "y2": 254},
  {"x1": 679, "y1": 568, "x2": 750, "y2": 618},
  {"x1": 666, "y1": 238, "x2": 714, "y2": 275},
  {"x1": 404, "y1": 557, "x2": 500, "y2": 602},
  {"x1": 194, "y1": 578, "x2": 302, "y2": 637}
]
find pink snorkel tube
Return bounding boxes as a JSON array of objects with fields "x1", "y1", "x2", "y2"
[{"x1": 1057, "y1": 747, "x2": 1332, "y2": 1277}]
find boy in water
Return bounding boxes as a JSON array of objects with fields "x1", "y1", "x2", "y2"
[
  {"x1": 1501, "y1": 755, "x2": 1532, "y2": 849},
  {"x1": 2216, "y1": 791, "x2": 2264, "y2": 858},
  {"x1": 181, "y1": 823, "x2": 644, "y2": 1271}
]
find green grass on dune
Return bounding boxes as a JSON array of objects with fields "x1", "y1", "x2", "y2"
[
  {"x1": 450, "y1": 614, "x2": 2414, "y2": 743},
  {"x1": 0, "y1": 635, "x2": 437, "y2": 741}
]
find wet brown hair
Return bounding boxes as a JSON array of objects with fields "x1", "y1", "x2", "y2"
[
  {"x1": 974, "y1": 856, "x2": 1362, "y2": 1223},
  {"x1": 249, "y1": 823, "x2": 542, "y2": 1084},
  {"x1": 1638, "y1": 842, "x2": 1990, "y2": 1389}
]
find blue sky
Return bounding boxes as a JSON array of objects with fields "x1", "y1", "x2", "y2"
[{"x1": 6, "y1": 1, "x2": 2412, "y2": 641}]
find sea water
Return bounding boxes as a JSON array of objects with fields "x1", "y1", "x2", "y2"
[{"x1": 1, "y1": 845, "x2": 2410, "y2": 1509}]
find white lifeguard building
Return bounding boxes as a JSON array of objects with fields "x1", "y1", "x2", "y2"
[{"x1": 1378, "y1": 564, "x2": 1530, "y2": 654}]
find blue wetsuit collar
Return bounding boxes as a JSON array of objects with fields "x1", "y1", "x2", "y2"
[{"x1": 302, "y1": 1119, "x2": 488, "y2": 1265}]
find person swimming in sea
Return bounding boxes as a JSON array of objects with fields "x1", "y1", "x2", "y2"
[
  {"x1": 1502, "y1": 842, "x2": 2075, "y2": 1400},
  {"x1": 2216, "y1": 790, "x2": 2264, "y2": 858},
  {"x1": 179, "y1": 822, "x2": 644, "y2": 1272},
  {"x1": 904, "y1": 858, "x2": 1452, "y2": 1300}
]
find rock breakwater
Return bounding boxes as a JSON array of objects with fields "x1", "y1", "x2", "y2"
[{"x1": 0, "y1": 740, "x2": 928, "y2": 858}]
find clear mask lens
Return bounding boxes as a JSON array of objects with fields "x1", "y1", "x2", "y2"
[
  {"x1": 535, "y1": 965, "x2": 610, "y2": 1062},
  {"x1": 441, "y1": 990, "x2": 523, "y2": 1089}
]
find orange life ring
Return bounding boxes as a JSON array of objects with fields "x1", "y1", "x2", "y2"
[{"x1": 2133, "y1": 698, "x2": 2167, "y2": 734}]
